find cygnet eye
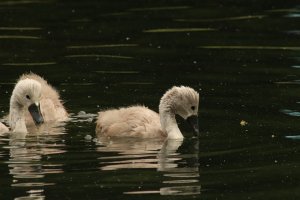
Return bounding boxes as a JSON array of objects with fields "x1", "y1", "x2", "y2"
[
  {"x1": 26, "y1": 95, "x2": 31, "y2": 100},
  {"x1": 191, "y1": 106, "x2": 195, "y2": 110}
]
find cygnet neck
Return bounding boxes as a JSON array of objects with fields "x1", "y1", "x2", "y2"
[
  {"x1": 159, "y1": 106, "x2": 183, "y2": 140},
  {"x1": 9, "y1": 96, "x2": 27, "y2": 133}
]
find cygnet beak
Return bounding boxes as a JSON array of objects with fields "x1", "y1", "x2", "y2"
[
  {"x1": 28, "y1": 103, "x2": 44, "y2": 125},
  {"x1": 186, "y1": 115, "x2": 199, "y2": 136}
]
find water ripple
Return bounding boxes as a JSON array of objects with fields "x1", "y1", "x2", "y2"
[
  {"x1": 176, "y1": 15, "x2": 265, "y2": 22},
  {"x1": 0, "y1": 27, "x2": 42, "y2": 31},
  {"x1": 120, "y1": 82, "x2": 153, "y2": 85},
  {"x1": 267, "y1": 8, "x2": 300, "y2": 13},
  {"x1": 144, "y1": 28, "x2": 215, "y2": 33},
  {"x1": 280, "y1": 109, "x2": 300, "y2": 117},
  {"x1": 291, "y1": 65, "x2": 300, "y2": 69},
  {"x1": 285, "y1": 135, "x2": 300, "y2": 140},
  {"x1": 286, "y1": 13, "x2": 300, "y2": 18},
  {"x1": 102, "y1": 12, "x2": 131, "y2": 16},
  {"x1": 0, "y1": 0, "x2": 53, "y2": 6},
  {"x1": 275, "y1": 80, "x2": 300, "y2": 85},
  {"x1": 286, "y1": 30, "x2": 300, "y2": 35},
  {"x1": 199, "y1": 45, "x2": 300, "y2": 50},
  {"x1": 0, "y1": 35, "x2": 40, "y2": 39},
  {"x1": 65, "y1": 54, "x2": 133, "y2": 59},
  {"x1": 69, "y1": 18, "x2": 91, "y2": 23},
  {"x1": 95, "y1": 70, "x2": 140, "y2": 74},
  {"x1": 67, "y1": 44, "x2": 138, "y2": 49},
  {"x1": 2, "y1": 62, "x2": 56, "y2": 66},
  {"x1": 129, "y1": 6, "x2": 190, "y2": 12}
]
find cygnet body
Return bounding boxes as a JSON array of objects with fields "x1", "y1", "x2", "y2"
[
  {"x1": 96, "y1": 86, "x2": 199, "y2": 139},
  {"x1": 9, "y1": 73, "x2": 68, "y2": 133}
]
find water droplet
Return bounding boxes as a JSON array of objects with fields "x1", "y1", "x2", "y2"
[
  {"x1": 85, "y1": 135, "x2": 92, "y2": 141},
  {"x1": 78, "y1": 111, "x2": 86, "y2": 116},
  {"x1": 240, "y1": 120, "x2": 248, "y2": 126},
  {"x1": 92, "y1": 138, "x2": 98, "y2": 143}
]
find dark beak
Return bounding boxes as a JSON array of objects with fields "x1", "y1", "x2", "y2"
[
  {"x1": 28, "y1": 103, "x2": 44, "y2": 126},
  {"x1": 186, "y1": 115, "x2": 199, "y2": 136}
]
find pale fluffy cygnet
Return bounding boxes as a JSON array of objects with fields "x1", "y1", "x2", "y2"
[
  {"x1": 8, "y1": 73, "x2": 68, "y2": 133},
  {"x1": 96, "y1": 86, "x2": 199, "y2": 139}
]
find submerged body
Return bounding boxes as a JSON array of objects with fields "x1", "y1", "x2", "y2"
[
  {"x1": 96, "y1": 86, "x2": 199, "y2": 139},
  {"x1": 9, "y1": 73, "x2": 68, "y2": 133}
]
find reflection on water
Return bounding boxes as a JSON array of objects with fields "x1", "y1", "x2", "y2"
[
  {"x1": 2, "y1": 131, "x2": 66, "y2": 199},
  {"x1": 97, "y1": 137, "x2": 200, "y2": 195}
]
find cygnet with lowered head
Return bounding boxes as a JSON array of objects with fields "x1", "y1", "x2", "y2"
[
  {"x1": 9, "y1": 73, "x2": 68, "y2": 133},
  {"x1": 96, "y1": 86, "x2": 199, "y2": 139}
]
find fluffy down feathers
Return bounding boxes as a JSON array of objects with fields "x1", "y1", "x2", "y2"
[
  {"x1": 97, "y1": 106, "x2": 166, "y2": 138},
  {"x1": 19, "y1": 73, "x2": 68, "y2": 123}
]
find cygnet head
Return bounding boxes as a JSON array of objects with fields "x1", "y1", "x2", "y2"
[
  {"x1": 10, "y1": 78, "x2": 44, "y2": 125},
  {"x1": 159, "y1": 86, "x2": 200, "y2": 135}
]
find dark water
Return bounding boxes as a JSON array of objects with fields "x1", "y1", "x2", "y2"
[{"x1": 0, "y1": 0, "x2": 300, "y2": 199}]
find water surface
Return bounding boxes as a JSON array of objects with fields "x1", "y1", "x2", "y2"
[{"x1": 0, "y1": 0, "x2": 300, "y2": 199}]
